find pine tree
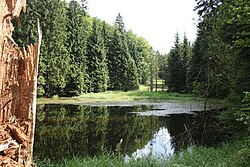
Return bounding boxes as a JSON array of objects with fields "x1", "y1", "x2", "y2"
[
  {"x1": 127, "y1": 31, "x2": 150, "y2": 84},
  {"x1": 107, "y1": 13, "x2": 139, "y2": 90},
  {"x1": 64, "y1": 0, "x2": 89, "y2": 96},
  {"x1": 41, "y1": 0, "x2": 70, "y2": 97},
  {"x1": 181, "y1": 33, "x2": 190, "y2": 92},
  {"x1": 114, "y1": 13, "x2": 125, "y2": 32},
  {"x1": 86, "y1": 18, "x2": 109, "y2": 92},
  {"x1": 123, "y1": 58, "x2": 139, "y2": 91},
  {"x1": 167, "y1": 33, "x2": 184, "y2": 92},
  {"x1": 189, "y1": 32, "x2": 208, "y2": 92}
]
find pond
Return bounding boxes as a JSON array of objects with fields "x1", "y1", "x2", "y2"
[{"x1": 34, "y1": 102, "x2": 230, "y2": 162}]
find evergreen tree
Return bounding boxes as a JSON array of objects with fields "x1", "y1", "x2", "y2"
[
  {"x1": 181, "y1": 33, "x2": 191, "y2": 91},
  {"x1": 114, "y1": 13, "x2": 125, "y2": 32},
  {"x1": 167, "y1": 33, "x2": 185, "y2": 92},
  {"x1": 191, "y1": 0, "x2": 232, "y2": 97},
  {"x1": 107, "y1": 13, "x2": 139, "y2": 90},
  {"x1": 123, "y1": 57, "x2": 139, "y2": 91},
  {"x1": 127, "y1": 31, "x2": 150, "y2": 84},
  {"x1": 86, "y1": 18, "x2": 109, "y2": 92},
  {"x1": 42, "y1": 0, "x2": 70, "y2": 97},
  {"x1": 137, "y1": 37, "x2": 152, "y2": 84},
  {"x1": 64, "y1": 0, "x2": 89, "y2": 96},
  {"x1": 158, "y1": 53, "x2": 168, "y2": 90}
]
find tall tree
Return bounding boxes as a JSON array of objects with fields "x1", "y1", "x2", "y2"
[
  {"x1": 114, "y1": 13, "x2": 125, "y2": 32},
  {"x1": 107, "y1": 13, "x2": 139, "y2": 90},
  {"x1": 127, "y1": 31, "x2": 150, "y2": 84},
  {"x1": 86, "y1": 18, "x2": 109, "y2": 92},
  {"x1": 219, "y1": 0, "x2": 250, "y2": 95},
  {"x1": 181, "y1": 33, "x2": 191, "y2": 92},
  {"x1": 39, "y1": 0, "x2": 70, "y2": 97},
  {"x1": 167, "y1": 33, "x2": 185, "y2": 92},
  {"x1": 64, "y1": 0, "x2": 89, "y2": 96}
]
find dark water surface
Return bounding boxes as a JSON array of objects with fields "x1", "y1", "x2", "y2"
[{"x1": 34, "y1": 103, "x2": 230, "y2": 162}]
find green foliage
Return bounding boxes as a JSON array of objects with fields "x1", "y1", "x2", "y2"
[
  {"x1": 123, "y1": 58, "x2": 140, "y2": 91},
  {"x1": 35, "y1": 136, "x2": 250, "y2": 167},
  {"x1": 220, "y1": 0, "x2": 250, "y2": 48},
  {"x1": 12, "y1": 0, "x2": 38, "y2": 47},
  {"x1": 41, "y1": 0, "x2": 71, "y2": 97},
  {"x1": 235, "y1": 92, "x2": 250, "y2": 131},
  {"x1": 14, "y1": 0, "x2": 71, "y2": 97},
  {"x1": 107, "y1": 13, "x2": 139, "y2": 91},
  {"x1": 86, "y1": 18, "x2": 109, "y2": 93},
  {"x1": 37, "y1": 76, "x2": 46, "y2": 97},
  {"x1": 127, "y1": 31, "x2": 151, "y2": 84},
  {"x1": 187, "y1": 0, "x2": 250, "y2": 99},
  {"x1": 13, "y1": 1, "x2": 153, "y2": 96},
  {"x1": 167, "y1": 33, "x2": 189, "y2": 92},
  {"x1": 64, "y1": 0, "x2": 89, "y2": 96},
  {"x1": 169, "y1": 136, "x2": 250, "y2": 167}
]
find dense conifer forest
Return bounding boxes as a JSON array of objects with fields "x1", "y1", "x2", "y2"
[{"x1": 13, "y1": 0, "x2": 249, "y2": 107}]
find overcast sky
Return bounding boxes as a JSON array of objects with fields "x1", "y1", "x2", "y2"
[{"x1": 75, "y1": 0, "x2": 198, "y2": 54}]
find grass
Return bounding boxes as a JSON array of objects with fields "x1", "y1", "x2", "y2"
[
  {"x1": 35, "y1": 136, "x2": 250, "y2": 167},
  {"x1": 37, "y1": 84, "x2": 202, "y2": 104}
]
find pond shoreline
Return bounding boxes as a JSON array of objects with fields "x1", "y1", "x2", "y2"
[
  {"x1": 37, "y1": 91, "x2": 210, "y2": 105},
  {"x1": 35, "y1": 91, "x2": 247, "y2": 167}
]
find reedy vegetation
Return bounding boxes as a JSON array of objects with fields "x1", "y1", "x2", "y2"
[{"x1": 35, "y1": 135, "x2": 250, "y2": 167}]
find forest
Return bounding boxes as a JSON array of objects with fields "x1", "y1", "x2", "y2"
[
  {"x1": 6, "y1": 0, "x2": 250, "y2": 166},
  {"x1": 13, "y1": 0, "x2": 249, "y2": 123}
]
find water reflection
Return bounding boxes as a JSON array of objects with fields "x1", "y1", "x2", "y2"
[
  {"x1": 127, "y1": 127, "x2": 174, "y2": 161},
  {"x1": 34, "y1": 104, "x2": 230, "y2": 162}
]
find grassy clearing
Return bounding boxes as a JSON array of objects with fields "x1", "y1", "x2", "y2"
[
  {"x1": 35, "y1": 136, "x2": 250, "y2": 167},
  {"x1": 37, "y1": 85, "x2": 201, "y2": 104},
  {"x1": 37, "y1": 91, "x2": 200, "y2": 104}
]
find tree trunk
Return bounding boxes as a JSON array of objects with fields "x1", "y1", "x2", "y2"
[
  {"x1": 0, "y1": 0, "x2": 41, "y2": 166},
  {"x1": 150, "y1": 61, "x2": 153, "y2": 92}
]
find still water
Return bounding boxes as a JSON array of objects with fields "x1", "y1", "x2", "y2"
[{"x1": 34, "y1": 103, "x2": 229, "y2": 162}]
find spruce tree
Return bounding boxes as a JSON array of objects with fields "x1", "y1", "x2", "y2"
[
  {"x1": 107, "y1": 13, "x2": 139, "y2": 90},
  {"x1": 180, "y1": 33, "x2": 190, "y2": 92},
  {"x1": 42, "y1": 0, "x2": 70, "y2": 97},
  {"x1": 64, "y1": 0, "x2": 89, "y2": 96},
  {"x1": 167, "y1": 33, "x2": 184, "y2": 92},
  {"x1": 86, "y1": 18, "x2": 109, "y2": 92},
  {"x1": 127, "y1": 31, "x2": 149, "y2": 84}
]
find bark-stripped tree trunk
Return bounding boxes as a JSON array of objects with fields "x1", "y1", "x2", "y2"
[{"x1": 0, "y1": 0, "x2": 41, "y2": 166}]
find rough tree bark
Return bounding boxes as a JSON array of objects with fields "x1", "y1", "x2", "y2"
[{"x1": 0, "y1": 0, "x2": 41, "y2": 166}]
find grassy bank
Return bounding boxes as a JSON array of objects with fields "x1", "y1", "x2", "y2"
[
  {"x1": 35, "y1": 136, "x2": 249, "y2": 167},
  {"x1": 37, "y1": 89, "x2": 202, "y2": 105}
]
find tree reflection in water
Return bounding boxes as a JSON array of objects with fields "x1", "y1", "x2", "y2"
[{"x1": 34, "y1": 104, "x2": 231, "y2": 162}]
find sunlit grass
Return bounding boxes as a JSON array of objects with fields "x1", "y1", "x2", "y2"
[{"x1": 37, "y1": 88, "x2": 201, "y2": 104}]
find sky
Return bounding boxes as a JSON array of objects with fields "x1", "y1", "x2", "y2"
[{"x1": 78, "y1": 0, "x2": 198, "y2": 54}]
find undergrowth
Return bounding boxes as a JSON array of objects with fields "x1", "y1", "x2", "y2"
[{"x1": 35, "y1": 135, "x2": 250, "y2": 167}]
